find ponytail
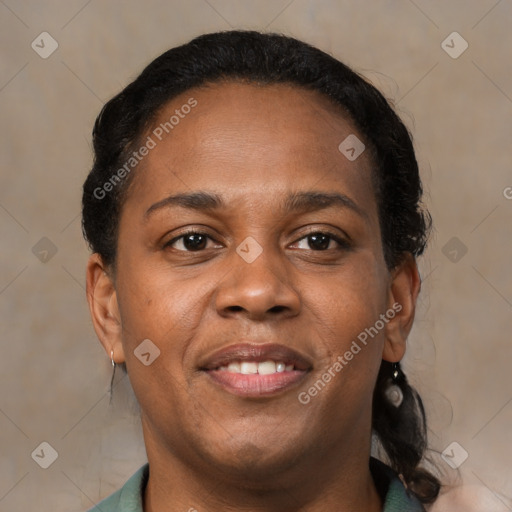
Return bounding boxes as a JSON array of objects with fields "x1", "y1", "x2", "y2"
[{"x1": 372, "y1": 360, "x2": 441, "y2": 505}]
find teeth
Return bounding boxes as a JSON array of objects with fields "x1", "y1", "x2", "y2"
[
  {"x1": 227, "y1": 362, "x2": 241, "y2": 372},
  {"x1": 216, "y1": 361, "x2": 294, "y2": 374},
  {"x1": 276, "y1": 362, "x2": 286, "y2": 373},
  {"x1": 240, "y1": 361, "x2": 258, "y2": 374},
  {"x1": 258, "y1": 361, "x2": 276, "y2": 375}
]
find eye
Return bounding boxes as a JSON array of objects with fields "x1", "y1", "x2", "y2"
[
  {"x1": 293, "y1": 231, "x2": 350, "y2": 251},
  {"x1": 165, "y1": 231, "x2": 220, "y2": 252},
  {"x1": 164, "y1": 229, "x2": 350, "y2": 253}
]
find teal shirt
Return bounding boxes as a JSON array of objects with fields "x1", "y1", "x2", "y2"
[{"x1": 87, "y1": 457, "x2": 424, "y2": 511}]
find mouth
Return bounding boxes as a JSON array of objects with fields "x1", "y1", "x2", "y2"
[{"x1": 199, "y1": 342, "x2": 313, "y2": 398}]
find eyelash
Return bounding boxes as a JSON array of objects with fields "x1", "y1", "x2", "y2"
[{"x1": 164, "y1": 229, "x2": 350, "y2": 252}]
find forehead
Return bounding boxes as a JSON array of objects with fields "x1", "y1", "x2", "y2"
[
  {"x1": 151, "y1": 80, "x2": 362, "y2": 158},
  {"x1": 126, "y1": 80, "x2": 375, "y2": 213}
]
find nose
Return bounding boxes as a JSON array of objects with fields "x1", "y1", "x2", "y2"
[{"x1": 214, "y1": 243, "x2": 301, "y2": 321}]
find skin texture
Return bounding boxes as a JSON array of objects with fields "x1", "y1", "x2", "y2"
[{"x1": 86, "y1": 81, "x2": 421, "y2": 512}]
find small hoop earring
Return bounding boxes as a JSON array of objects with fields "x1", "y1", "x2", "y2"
[
  {"x1": 384, "y1": 362, "x2": 404, "y2": 407},
  {"x1": 392, "y1": 362, "x2": 399, "y2": 380},
  {"x1": 109, "y1": 349, "x2": 116, "y2": 405}
]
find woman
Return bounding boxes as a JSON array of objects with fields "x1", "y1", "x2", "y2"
[{"x1": 82, "y1": 30, "x2": 440, "y2": 511}]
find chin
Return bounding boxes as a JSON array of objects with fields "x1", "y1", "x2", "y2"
[{"x1": 197, "y1": 435, "x2": 304, "y2": 484}]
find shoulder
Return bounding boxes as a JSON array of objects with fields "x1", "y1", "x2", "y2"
[
  {"x1": 86, "y1": 464, "x2": 149, "y2": 512},
  {"x1": 428, "y1": 484, "x2": 512, "y2": 512}
]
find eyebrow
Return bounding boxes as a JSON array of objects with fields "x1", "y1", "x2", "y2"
[{"x1": 144, "y1": 190, "x2": 367, "y2": 221}]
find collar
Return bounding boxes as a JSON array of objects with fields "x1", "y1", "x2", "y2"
[
  {"x1": 370, "y1": 457, "x2": 425, "y2": 511},
  {"x1": 90, "y1": 458, "x2": 423, "y2": 511}
]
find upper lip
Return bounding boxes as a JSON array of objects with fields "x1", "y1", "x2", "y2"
[{"x1": 199, "y1": 342, "x2": 313, "y2": 372}]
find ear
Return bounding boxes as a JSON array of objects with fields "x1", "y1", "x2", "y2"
[
  {"x1": 382, "y1": 253, "x2": 421, "y2": 363},
  {"x1": 85, "y1": 253, "x2": 125, "y2": 364}
]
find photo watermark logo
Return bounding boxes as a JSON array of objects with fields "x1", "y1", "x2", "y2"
[
  {"x1": 298, "y1": 301, "x2": 402, "y2": 405},
  {"x1": 93, "y1": 97, "x2": 198, "y2": 200}
]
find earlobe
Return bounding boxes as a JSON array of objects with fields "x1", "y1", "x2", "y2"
[
  {"x1": 382, "y1": 254, "x2": 421, "y2": 363},
  {"x1": 85, "y1": 254, "x2": 126, "y2": 363}
]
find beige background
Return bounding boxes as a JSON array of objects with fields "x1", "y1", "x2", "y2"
[{"x1": 1, "y1": 1, "x2": 511, "y2": 510}]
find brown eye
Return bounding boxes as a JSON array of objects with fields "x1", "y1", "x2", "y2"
[
  {"x1": 307, "y1": 233, "x2": 331, "y2": 250},
  {"x1": 294, "y1": 231, "x2": 350, "y2": 251},
  {"x1": 166, "y1": 231, "x2": 215, "y2": 252}
]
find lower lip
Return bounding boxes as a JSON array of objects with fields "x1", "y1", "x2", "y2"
[{"x1": 204, "y1": 369, "x2": 308, "y2": 397}]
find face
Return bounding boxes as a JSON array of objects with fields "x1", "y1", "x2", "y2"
[{"x1": 87, "y1": 81, "x2": 418, "y2": 484}]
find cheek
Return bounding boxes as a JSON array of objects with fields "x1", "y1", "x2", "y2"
[
  {"x1": 301, "y1": 257, "x2": 388, "y2": 404},
  {"x1": 114, "y1": 270, "x2": 202, "y2": 417},
  {"x1": 115, "y1": 260, "x2": 203, "y2": 360},
  {"x1": 307, "y1": 256, "x2": 389, "y2": 343}
]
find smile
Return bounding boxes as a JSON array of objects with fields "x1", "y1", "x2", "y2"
[
  {"x1": 215, "y1": 360, "x2": 294, "y2": 374},
  {"x1": 200, "y1": 343, "x2": 312, "y2": 397}
]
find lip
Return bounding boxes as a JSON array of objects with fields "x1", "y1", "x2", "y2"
[
  {"x1": 199, "y1": 342, "x2": 313, "y2": 398},
  {"x1": 199, "y1": 342, "x2": 313, "y2": 371}
]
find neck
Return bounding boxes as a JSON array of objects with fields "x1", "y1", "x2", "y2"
[{"x1": 142, "y1": 425, "x2": 382, "y2": 512}]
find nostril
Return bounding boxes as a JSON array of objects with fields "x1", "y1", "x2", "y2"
[{"x1": 224, "y1": 305, "x2": 288, "y2": 314}]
